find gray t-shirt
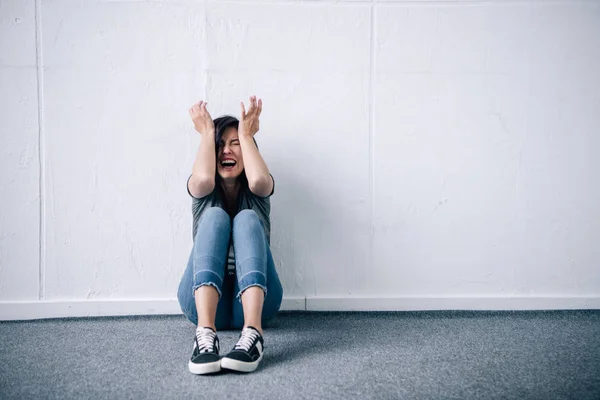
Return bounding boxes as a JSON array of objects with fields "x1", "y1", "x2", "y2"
[{"x1": 188, "y1": 175, "x2": 274, "y2": 272}]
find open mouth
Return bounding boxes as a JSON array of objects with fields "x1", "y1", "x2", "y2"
[{"x1": 220, "y1": 159, "x2": 237, "y2": 170}]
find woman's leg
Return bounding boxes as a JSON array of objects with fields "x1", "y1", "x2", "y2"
[
  {"x1": 220, "y1": 210, "x2": 282, "y2": 372},
  {"x1": 177, "y1": 207, "x2": 233, "y2": 330},
  {"x1": 232, "y1": 245, "x2": 283, "y2": 330},
  {"x1": 230, "y1": 210, "x2": 283, "y2": 331}
]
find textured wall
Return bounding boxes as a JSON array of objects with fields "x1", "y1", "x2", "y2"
[
  {"x1": 1, "y1": 0, "x2": 599, "y2": 312},
  {"x1": 0, "y1": 0, "x2": 40, "y2": 300}
]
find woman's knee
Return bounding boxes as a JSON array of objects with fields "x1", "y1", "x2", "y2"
[
  {"x1": 203, "y1": 207, "x2": 230, "y2": 224},
  {"x1": 233, "y1": 209, "x2": 260, "y2": 227},
  {"x1": 195, "y1": 207, "x2": 231, "y2": 239},
  {"x1": 232, "y1": 210, "x2": 263, "y2": 239}
]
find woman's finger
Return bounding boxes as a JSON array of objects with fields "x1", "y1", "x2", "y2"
[
  {"x1": 240, "y1": 101, "x2": 246, "y2": 118},
  {"x1": 257, "y1": 98, "x2": 262, "y2": 116}
]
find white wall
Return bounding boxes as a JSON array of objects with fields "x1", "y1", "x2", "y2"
[{"x1": 1, "y1": 0, "x2": 599, "y2": 320}]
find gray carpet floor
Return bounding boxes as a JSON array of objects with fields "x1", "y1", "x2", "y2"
[{"x1": 1, "y1": 310, "x2": 599, "y2": 400}]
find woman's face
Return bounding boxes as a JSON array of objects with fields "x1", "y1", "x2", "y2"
[{"x1": 217, "y1": 126, "x2": 245, "y2": 180}]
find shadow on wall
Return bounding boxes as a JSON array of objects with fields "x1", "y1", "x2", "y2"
[{"x1": 268, "y1": 159, "x2": 371, "y2": 299}]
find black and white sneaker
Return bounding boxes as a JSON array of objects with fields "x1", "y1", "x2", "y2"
[
  {"x1": 220, "y1": 326, "x2": 264, "y2": 373},
  {"x1": 188, "y1": 327, "x2": 221, "y2": 375}
]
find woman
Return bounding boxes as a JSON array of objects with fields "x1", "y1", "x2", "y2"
[{"x1": 177, "y1": 96, "x2": 283, "y2": 375}]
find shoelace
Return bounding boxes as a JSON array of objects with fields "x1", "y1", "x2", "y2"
[
  {"x1": 234, "y1": 328, "x2": 260, "y2": 352},
  {"x1": 195, "y1": 328, "x2": 216, "y2": 353}
]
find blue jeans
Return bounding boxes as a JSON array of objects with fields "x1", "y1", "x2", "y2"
[{"x1": 177, "y1": 207, "x2": 283, "y2": 330}]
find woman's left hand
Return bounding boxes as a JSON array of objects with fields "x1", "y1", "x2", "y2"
[{"x1": 239, "y1": 95, "x2": 262, "y2": 138}]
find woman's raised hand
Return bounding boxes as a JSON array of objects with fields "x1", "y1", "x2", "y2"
[
  {"x1": 189, "y1": 101, "x2": 215, "y2": 135},
  {"x1": 239, "y1": 95, "x2": 262, "y2": 138}
]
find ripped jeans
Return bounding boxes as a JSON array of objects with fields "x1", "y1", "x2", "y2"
[{"x1": 177, "y1": 207, "x2": 283, "y2": 330}]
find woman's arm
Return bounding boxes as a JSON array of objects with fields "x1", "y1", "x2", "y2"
[
  {"x1": 239, "y1": 96, "x2": 274, "y2": 197},
  {"x1": 188, "y1": 101, "x2": 216, "y2": 198}
]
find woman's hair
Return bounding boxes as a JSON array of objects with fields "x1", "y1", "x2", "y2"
[
  {"x1": 213, "y1": 115, "x2": 239, "y2": 148},
  {"x1": 212, "y1": 115, "x2": 258, "y2": 189},
  {"x1": 213, "y1": 115, "x2": 258, "y2": 151}
]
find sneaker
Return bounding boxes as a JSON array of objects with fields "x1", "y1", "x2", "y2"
[
  {"x1": 188, "y1": 327, "x2": 221, "y2": 375},
  {"x1": 220, "y1": 326, "x2": 264, "y2": 373}
]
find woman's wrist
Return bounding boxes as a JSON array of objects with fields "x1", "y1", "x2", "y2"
[
  {"x1": 239, "y1": 132, "x2": 255, "y2": 142},
  {"x1": 199, "y1": 128, "x2": 215, "y2": 137}
]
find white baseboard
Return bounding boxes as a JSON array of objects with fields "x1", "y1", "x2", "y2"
[
  {"x1": 1, "y1": 296, "x2": 598, "y2": 321},
  {"x1": 305, "y1": 295, "x2": 600, "y2": 311},
  {"x1": 0, "y1": 297, "x2": 306, "y2": 321}
]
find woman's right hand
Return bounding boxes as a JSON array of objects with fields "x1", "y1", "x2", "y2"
[{"x1": 189, "y1": 101, "x2": 215, "y2": 135}]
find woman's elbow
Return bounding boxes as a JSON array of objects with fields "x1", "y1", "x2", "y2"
[
  {"x1": 248, "y1": 176, "x2": 272, "y2": 197},
  {"x1": 189, "y1": 175, "x2": 215, "y2": 198}
]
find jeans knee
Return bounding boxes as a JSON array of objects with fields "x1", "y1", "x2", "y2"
[
  {"x1": 196, "y1": 207, "x2": 230, "y2": 239},
  {"x1": 204, "y1": 207, "x2": 230, "y2": 223},
  {"x1": 234, "y1": 209, "x2": 259, "y2": 222},
  {"x1": 233, "y1": 209, "x2": 261, "y2": 231}
]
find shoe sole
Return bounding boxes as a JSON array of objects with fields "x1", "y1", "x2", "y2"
[
  {"x1": 188, "y1": 359, "x2": 221, "y2": 375},
  {"x1": 220, "y1": 354, "x2": 263, "y2": 373}
]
